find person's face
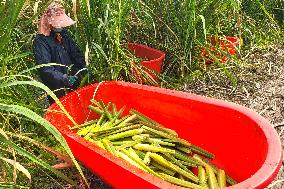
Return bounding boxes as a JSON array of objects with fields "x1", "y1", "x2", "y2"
[{"x1": 52, "y1": 27, "x2": 64, "y2": 33}]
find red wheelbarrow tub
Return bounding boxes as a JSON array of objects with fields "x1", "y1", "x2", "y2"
[{"x1": 45, "y1": 81, "x2": 282, "y2": 189}]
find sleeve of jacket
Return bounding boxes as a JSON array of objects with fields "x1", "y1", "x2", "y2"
[
  {"x1": 66, "y1": 34, "x2": 86, "y2": 69},
  {"x1": 33, "y1": 36, "x2": 67, "y2": 87}
]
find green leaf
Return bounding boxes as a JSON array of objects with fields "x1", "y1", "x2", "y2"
[
  {"x1": 0, "y1": 80, "x2": 77, "y2": 125},
  {"x1": 0, "y1": 128, "x2": 75, "y2": 185},
  {"x1": 0, "y1": 80, "x2": 90, "y2": 188},
  {"x1": 0, "y1": 156, "x2": 31, "y2": 183}
]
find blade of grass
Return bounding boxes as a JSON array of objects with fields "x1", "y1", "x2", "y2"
[
  {"x1": 0, "y1": 156, "x2": 31, "y2": 184},
  {"x1": 0, "y1": 128, "x2": 75, "y2": 185}
]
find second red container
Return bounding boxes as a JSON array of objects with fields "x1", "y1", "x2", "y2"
[
  {"x1": 128, "y1": 43, "x2": 166, "y2": 83},
  {"x1": 200, "y1": 36, "x2": 240, "y2": 64}
]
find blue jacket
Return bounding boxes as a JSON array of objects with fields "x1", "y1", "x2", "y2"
[{"x1": 33, "y1": 30, "x2": 86, "y2": 98}]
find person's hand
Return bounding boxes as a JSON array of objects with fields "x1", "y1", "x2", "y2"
[
  {"x1": 63, "y1": 74, "x2": 78, "y2": 87},
  {"x1": 67, "y1": 76, "x2": 78, "y2": 86}
]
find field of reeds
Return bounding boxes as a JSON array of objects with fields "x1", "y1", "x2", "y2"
[{"x1": 0, "y1": 0, "x2": 283, "y2": 188}]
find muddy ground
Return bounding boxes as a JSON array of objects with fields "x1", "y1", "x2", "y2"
[{"x1": 184, "y1": 42, "x2": 284, "y2": 189}]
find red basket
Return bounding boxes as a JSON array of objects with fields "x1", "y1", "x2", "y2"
[
  {"x1": 45, "y1": 81, "x2": 282, "y2": 189},
  {"x1": 200, "y1": 36, "x2": 240, "y2": 64},
  {"x1": 127, "y1": 43, "x2": 166, "y2": 83}
]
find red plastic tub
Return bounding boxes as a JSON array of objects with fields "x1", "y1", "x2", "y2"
[
  {"x1": 45, "y1": 81, "x2": 282, "y2": 189},
  {"x1": 128, "y1": 43, "x2": 166, "y2": 83},
  {"x1": 201, "y1": 36, "x2": 240, "y2": 64}
]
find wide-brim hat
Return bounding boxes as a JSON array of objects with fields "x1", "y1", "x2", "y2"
[
  {"x1": 50, "y1": 13, "x2": 76, "y2": 28},
  {"x1": 38, "y1": 2, "x2": 76, "y2": 36}
]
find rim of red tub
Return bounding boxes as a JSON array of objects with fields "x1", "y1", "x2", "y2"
[
  {"x1": 127, "y1": 43, "x2": 166, "y2": 64},
  {"x1": 47, "y1": 81, "x2": 282, "y2": 189}
]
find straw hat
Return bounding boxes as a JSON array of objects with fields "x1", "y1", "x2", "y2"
[{"x1": 38, "y1": 1, "x2": 76, "y2": 36}]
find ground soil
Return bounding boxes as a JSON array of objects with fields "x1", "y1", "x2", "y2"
[{"x1": 184, "y1": 42, "x2": 284, "y2": 189}]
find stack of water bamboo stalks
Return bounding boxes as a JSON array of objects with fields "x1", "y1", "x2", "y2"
[{"x1": 72, "y1": 100, "x2": 237, "y2": 189}]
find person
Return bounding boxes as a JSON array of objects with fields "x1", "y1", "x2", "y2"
[{"x1": 34, "y1": 1, "x2": 86, "y2": 104}]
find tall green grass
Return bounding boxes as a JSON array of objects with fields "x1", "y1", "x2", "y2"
[
  {"x1": 61, "y1": 0, "x2": 282, "y2": 87},
  {"x1": 66, "y1": 0, "x2": 143, "y2": 83},
  {"x1": 241, "y1": 0, "x2": 282, "y2": 46}
]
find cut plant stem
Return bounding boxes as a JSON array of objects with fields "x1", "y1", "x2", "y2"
[
  {"x1": 159, "y1": 173, "x2": 206, "y2": 189},
  {"x1": 148, "y1": 138, "x2": 176, "y2": 146},
  {"x1": 91, "y1": 124, "x2": 129, "y2": 136},
  {"x1": 116, "y1": 137, "x2": 147, "y2": 151},
  {"x1": 108, "y1": 105, "x2": 126, "y2": 125},
  {"x1": 96, "y1": 124, "x2": 142, "y2": 140},
  {"x1": 111, "y1": 140, "x2": 133, "y2": 146},
  {"x1": 102, "y1": 138, "x2": 118, "y2": 156},
  {"x1": 133, "y1": 135, "x2": 175, "y2": 146},
  {"x1": 91, "y1": 99, "x2": 103, "y2": 109},
  {"x1": 190, "y1": 144, "x2": 215, "y2": 159},
  {"x1": 111, "y1": 103, "x2": 118, "y2": 116},
  {"x1": 150, "y1": 153, "x2": 199, "y2": 183},
  {"x1": 125, "y1": 148, "x2": 159, "y2": 177},
  {"x1": 176, "y1": 159, "x2": 198, "y2": 168},
  {"x1": 217, "y1": 169, "x2": 226, "y2": 188},
  {"x1": 150, "y1": 161, "x2": 176, "y2": 176},
  {"x1": 130, "y1": 109, "x2": 178, "y2": 136},
  {"x1": 139, "y1": 120, "x2": 178, "y2": 137},
  {"x1": 117, "y1": 151, "x2": 146, "y2": 171},
  {"x1": 133, "y1": 144, "x2": 175, "y2": 154},
  {"x1": 143, "y1": 152, "x2": 151, "y2": 165},
  {"x1": 193, "y1": 154, "x2": 237, "y2": 185},
  {"x1": 206, "y1": 164, "x2": 220, "y2": 189},
  {"x1": 94, "y1": 141, "x2": 106, "y2": 150},
  {"x1": 116, "y1": 114, "x2": 137, "y2": 127},
  {"x1": 176, "y1": 145, "x2": 192, "y2": 154},
  {"x1": 163, "y1": 153, "x2": 190, "y2": 172},
  {"x1": 99, "y1": 100, "x2": 113, "y2": 120},
  {"x1": 70, "y1": 120, "x2": 97, "y2": 130},
  {"x1": 89, "y1": 105, "x2": 104, "y2": 115},
  {"x1": 173, "y1": 151, "x2": 201, "y2": 166},
  {"x1": 107, "y1": 128, "x2": 144, "y2": 141},
  {"x1": 97, "y1": 113, "x2": 106, "y2": 126},
  {"x1": 142, "y1": 126, "x2": 191, "y2": 147},
  {"x1": 198, "y1": 166, "x2": 207, "y2": 187}
]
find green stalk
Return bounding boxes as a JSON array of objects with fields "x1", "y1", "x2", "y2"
[
  {"x1": 173, "y1": 151, "x2": 201, "y2": 165},
  {"x1": 190, "y1": 144, "x2": 215, "y2": 159},
  {"x1": 193, "y1": 154, "x2": 237, "y2": 185},
  {"x1": 217, "y1": 169, "x2": 226, "y2": 188},
  {"x1": 198, "y1": 166, "x2": 207, "y2": 187},
  {"x1": 150, "y1": 161, "x2": 176, "y2": 176},
  {"x1": 130, "y1": 109, "x2": 178, "y2": 136},
  {"x1": 206, "y1": 164, "x2": 220, "y2": 189},
  {"x1": 133, "y1": 144, "x2": 175, "y2": 154},
  {"x1": 107, "y1": 128, "x2": 144, "y2": 141},
  {"x1": 150, "y1": 153, "x2": 199, "y2": 183},
  {"x1": 141, "y1": 126, "x2": 191, "y2": 147},
  {"x1": 102, "y1": 138, "x2": 118, "y2": 156},
  {"x1": 159, "y1": 173, "x2": 206, "y2": 189}
]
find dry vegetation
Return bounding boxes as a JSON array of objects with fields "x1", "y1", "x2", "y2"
[{"x1": 184, "y1": 42, "x2": 284, "y2": 188}]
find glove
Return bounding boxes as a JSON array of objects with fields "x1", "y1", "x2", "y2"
[
  {"x1": 63, "y1": 74, "x2": 78, "y2": 87},
  {"x1": 67, "y1": 76, "x2": 78, "y2": 86}
]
